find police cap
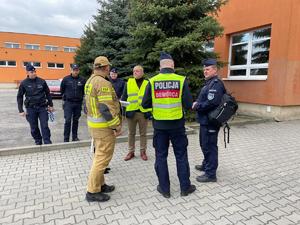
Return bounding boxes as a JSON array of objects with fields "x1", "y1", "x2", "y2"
[
  {"x1": 110, "y1": 68, "x2": 118, "y2": 73},
  {"x1": 71, "y1": 64, "x2": 79, "y2": 70},
  {"x1": 202, "y1": 58, "x2": 217, "y2": 67},
  {"x1": 160, "y1": 52, "x2": 173, "y2": 61},
  {"x1": 26, "y1": 64, "x2": 36, "y2": 72}
]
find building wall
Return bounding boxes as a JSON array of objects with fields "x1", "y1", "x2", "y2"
[
  {"x1": 0, "y1": 32, "x2": 80, "y2": 84},
  {"x1": 215, "y1": 0, "x2": 300, "y2": 107}
]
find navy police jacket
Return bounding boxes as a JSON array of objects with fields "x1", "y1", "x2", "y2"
[
  {"x1": 17, "y1": 76, "x2": 53, "y2": 113},
  {"x1": 60, "y1": 74, "x2": 86, "y2": 102},
  {"x1": 110, "y1": 78, "x2": 125, "y2": 99},
  {"x1": 194, "y1": 76, "x2": 226, "y2": 125}
]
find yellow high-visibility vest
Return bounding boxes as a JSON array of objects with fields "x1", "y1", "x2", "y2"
[
  {"x1": 126, "y1": 78, "x2": 152, "y2": 113},
  {"x1": 150, "y1": 73, "x2": 185, "y2": 120}
]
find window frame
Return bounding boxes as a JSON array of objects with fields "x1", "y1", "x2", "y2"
[
  {"x1": 63, "y1": 46, "x2": 77, "y2": 52},
  {"x1": 23, "y1": 61, "x2": 42, "y2": 68},
  {"x1": 47, "y1": 62, "x2": 64, "y2": 69},
  {"x1": 25, "y1": 43, "x2": 40, "y2": 50},
  {"x1": 4, "y1": 42, "x2": 20, "y2": 49},
  {"x1": 44, "y1": 45, "x2": 59, "y2": 51},
  {"x1": 203, "y1": 40, "x2": 215, "y2": 53},
  {"x1": 227, "y1": 26, "x2": 271, "y2": 81},
  {"x1": 0, "y1": 60, "x2": 17, "y2": 67}
]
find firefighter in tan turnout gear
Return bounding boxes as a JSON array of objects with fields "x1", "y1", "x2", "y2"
[{"x1": 84, "y1": 56, "x2": 122, "y2": 202}]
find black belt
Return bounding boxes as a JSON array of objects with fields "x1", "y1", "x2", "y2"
[{"x1": 27, "y1": 102, "x2": 47, "y2": 108}]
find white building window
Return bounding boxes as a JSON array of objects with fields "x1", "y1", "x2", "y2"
[
  {"x1": 4, "y1": 42, "x2": 20, "y2": 49},
  {"x1": 47, "y1": 62, "x2": 64, "y2": 69},
  {"x1": 228, "y1": 26, "x2": 271, "y2": 80},
  {"x1": 23, "y1": 61, "x2": 41, "y2": 68},
  {"x1": 203, "y1": 40, "x2": 214, "y2": 53},
  {"x1": 45, "y1": 45, "x2": 59, "y2": 51},
  {"x1": 0, "y1": 60, "x2": 17, "y2": 67},
  {"x1": 64, "y1": 47, "x2": 76, "y2": 52},
  {"x1": 25, "y1": 44, "x2": 40, "y2": 50}
]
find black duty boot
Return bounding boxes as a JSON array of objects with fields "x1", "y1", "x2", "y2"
[
  {"x1": 85, "y1": 192, "x2": 110, "y2": 202},
  {"x1": 196, "y1": 175, "x2": 217, "y2": 183},
  {"x1": 157, "y1": 185, "x2": 170, "y2": 198},
  {"x1": 195, "y1": 165, "x2": 205, "y2": 171},
  {"x1": 101, "y1": 184, "x2": 115, "y2": 193},
  {"x1": 35, "y1": 139, "x2": 42, "y2": 145},
  {"x1": 181, "y1": 185, "x2": 196, "y2": 196}
]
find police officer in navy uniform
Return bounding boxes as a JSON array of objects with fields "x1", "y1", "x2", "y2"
[
  {"x1": 192, "y1": 58, "x2": 226, "y2": 182},
  {"x1": 17, "y1": 64, "x2": 53, "y2": 145},
  {"x1": 61, "y1": 64, "x2": 86, "y2": 142},
  {"x1": 142, "y1": 52, "x2": 196, "y2": 198},
  {"x1": 109, "y1": 68, "x2": 125, "y2": 99}
]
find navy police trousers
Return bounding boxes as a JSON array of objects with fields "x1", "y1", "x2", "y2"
[
  {"x1": 26, "y1": 106, "x2": 51, "y2": 145},
  {"x1": 63, "y1": 101, "x2": 82, "y2": 141},
  {"x1": 153, "y1": 127, "x2": 191, "y2": 193},
  {"x1": 199, "y1": 125, "x2": 220, "y2": 178}
]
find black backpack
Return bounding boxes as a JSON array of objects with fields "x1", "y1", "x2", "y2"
[
  {"x1": 208, "y1": 93, "x2": 238, "y2": 127},
  {"x1": 208, "y1": 84, "x2": 238, "y2": 148}
]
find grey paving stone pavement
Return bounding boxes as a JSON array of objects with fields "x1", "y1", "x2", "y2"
[
  {"x1": 0, "y1": 89, "x2": 146, "y2": 149},
  {"x1": 0, "y1": 89, "x2": 94, "y2": 149},
  {"x1": 1, "y1": 120, "x2": 300, "y2": 224}
]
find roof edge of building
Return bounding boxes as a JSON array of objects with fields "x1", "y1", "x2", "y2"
[{"x1": 0, "y1": 30, "x2": 80, "y2": 40}]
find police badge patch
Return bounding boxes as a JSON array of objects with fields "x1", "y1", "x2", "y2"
[
  {"x1": 207, "y1": 93, "x2": 214, "y2": 100},
  {"x1": 101, "y1": 87, "x2": 110, "y2": 92}
]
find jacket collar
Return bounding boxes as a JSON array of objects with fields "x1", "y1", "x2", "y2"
[
  {"x1": 93, "y1": 70, "x2": 108, "y2": 79},
  {"x1": 205, "y1": 75, "x2": 219, "y2": 84},
  {"x1": 70, "y1": 73, "x2": 79, "y2": 79},
  {"x1": 160, "y1": 68, "x2": 174, "y2": 74}
]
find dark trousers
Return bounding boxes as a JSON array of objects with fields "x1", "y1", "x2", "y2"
[
  {"x1": 26, "y1": 106, "x2": 51, "y2": 145},
  {"x1": 153, "y1": 127, "x2": 191, "y2": 193},
  {"x1": 63, "y1": 101, "x2": 82, "y2": 141},
  {"x1": 199, "y1": 125, "x2": 220, "y2": 178}
]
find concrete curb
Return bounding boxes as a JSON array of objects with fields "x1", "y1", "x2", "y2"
[
  {"x1": 0, "y1": 126, "x2": 195, "y2": 156},
  {"x1": 187, "y1": 118, "x2": 273, "y2": 129}
]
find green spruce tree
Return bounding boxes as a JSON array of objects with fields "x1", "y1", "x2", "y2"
[
  {"x1": 127, "y1": 0, "x2": 226, "y2": 101},
  {"x1": 91, "y1": 0, "x2": 132, "y2": 76},
  {"x1": 74, "y1": 24, "x2": 96, "y2": 78},
  {"x1": 75, "y1": 0, "x2": 132, "y2": 78}
]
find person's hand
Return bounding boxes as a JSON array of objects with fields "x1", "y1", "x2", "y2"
[
  {"x1": 48, "y1": 106, "x2": 54, "y2": 112},
  {"x1": 192, "y1": 102, "x2": 198, "y2": 110},
  {"x1": 144, "y1": 112, "x2": 152, "y2": 120},
  {"x1": 83, "y1": 103, "x2": 88, "y2": 114},
  {"x1": 19, "y1": 112, "x2": 26, "y2": 117},
  {"x1": 113, "y1": 125, "x2": 122, "y2": 137}
]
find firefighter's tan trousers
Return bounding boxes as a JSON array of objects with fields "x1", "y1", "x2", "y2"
[{"x1": 87, "y1": 134, "x2": 116, "y2": 193}]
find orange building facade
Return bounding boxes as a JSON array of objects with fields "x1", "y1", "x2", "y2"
[
  {"x1": 0, "y1": 32, "x2": 80, "y2": 87},
  {"x1": 215, "y1": 0, "x2": 300, "y2": 120}
]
